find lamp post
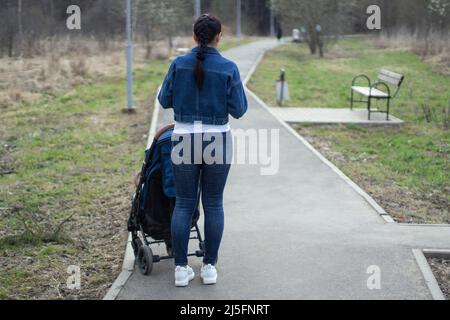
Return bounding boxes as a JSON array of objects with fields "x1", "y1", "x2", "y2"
[
  {"x1": 194, "y1": 0, "x2": 201, "y2": 18},
  {"x1": 270, "y1": 5, "x2": 275, "y2": 37},
  {"x1": 125, "y1": 0, "x2": 135, "y2": 112},
  {"x1": 236, "y1": 0, "x2": 242, "y2": 43}
]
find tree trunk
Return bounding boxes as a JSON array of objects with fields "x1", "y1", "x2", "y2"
[
  {"x1": 7, "y1": 29, "x2": 14, "y2": 57},
  {"x1": 307, "y1": 24, "x2": 317, "y2": 55},
  {"x1": 17, "y1": 0, "x2": 23, "y2": 56},
  {"x1": 317, "y1": 30, "x2": 324, "y2": 58},
  {"x1": 307, "y1": 37, "x2": 317, "y2": 55},
  {"x1": 145, "y1": 26, "x2": 152, "y2": 60},
  {"x1": 318, "y1": 37, "x2": 324, "y2": 57},
  {"x1": 168, "y1": 33, "x2": 173, "y2": 50}
]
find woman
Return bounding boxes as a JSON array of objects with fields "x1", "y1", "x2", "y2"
[{"x1": 158, "y1": 14, "x2": 248, "y2": 287}]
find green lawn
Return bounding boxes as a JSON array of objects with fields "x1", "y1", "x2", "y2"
[
  {"x1": 248, "y1": 37, "x2": 449, "y2": 224},
  {"x1": 0, "y1": 61, "x2": 168, "y2": 299}
]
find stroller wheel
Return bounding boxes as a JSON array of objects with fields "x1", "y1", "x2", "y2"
[
  {"x1": 137, "y1": 245, "x2": 153, "y2": 275},
  {"x1": 131, "y1": 238, "x2": 142, "y2": 257},
  {"x1": 195, "y1": 250, "x2": 204, "y2": 257}
]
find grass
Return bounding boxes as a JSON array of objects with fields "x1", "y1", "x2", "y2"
[
  {"x1": 248, "y1": 37, "x2": 450, "y2": 224},
  {"x1": 0, "y1": 61, "x2": 168, "y2": 299}
]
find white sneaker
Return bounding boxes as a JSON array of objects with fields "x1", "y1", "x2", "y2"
[
  {"x1": 200, "y1": 264, "x2": 217, "y2": 285},
  {"x1": 174, "y1": 266, "x2": 195, "y2": 287}
]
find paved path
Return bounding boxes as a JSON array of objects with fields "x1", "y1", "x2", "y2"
[
  {"x1": 116, "y1": 40, "x2": 449, "y2": 300},
  {"x1": 271, "y1": 107, "x2": 404, "y2": 125}
]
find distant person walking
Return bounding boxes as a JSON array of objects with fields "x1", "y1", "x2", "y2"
[
  {"x1": 158, "y1": 14, "x2": 248, "y2": 287},
  {"x1": 277, "y1": 24, "x2": 283, "y2": 42}
]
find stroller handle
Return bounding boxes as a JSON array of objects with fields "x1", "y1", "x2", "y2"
[{"x1": 154, "y1": 124, "x2": 175, "y2": 141}]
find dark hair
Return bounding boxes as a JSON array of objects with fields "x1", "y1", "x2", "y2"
[{"x1": 193, "y1": 14, "x2": 222, "y2": 90}]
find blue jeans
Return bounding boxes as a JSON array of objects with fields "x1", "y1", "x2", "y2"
[{"x1": 171, "y1": 132, "x2": 232, "y2": 266}]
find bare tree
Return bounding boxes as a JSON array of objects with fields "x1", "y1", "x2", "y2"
[
  {"x1": 17, "y1": 0, "x2": 23, "y2": 53},
  {"x1": 271, "y1": 0, "x2": 341, "y2": 57}
]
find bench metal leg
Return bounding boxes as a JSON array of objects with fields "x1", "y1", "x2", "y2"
[
  {"x1": 350, "y1": 89, "x2": 354, "y2": 110},
  {"x1": 386, "y1": 98, "x2": 390, "y2": 121},
  {"x1": 368, "y1": 97, "x2": 371, "y2": 120}
]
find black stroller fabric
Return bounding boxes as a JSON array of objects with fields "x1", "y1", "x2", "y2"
[
  {"x1": 130, "y1": 126, "x2": 200, "y2": 243},
  {"x1": 141, "y1": 170, "x2": 175, "y2": 240}
]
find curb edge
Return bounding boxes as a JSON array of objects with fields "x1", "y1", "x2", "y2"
[{"x1": 412, "y1": 249, "x2": 446, "y2": 300}]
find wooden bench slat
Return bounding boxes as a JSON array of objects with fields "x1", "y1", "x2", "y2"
[
  {"x1": 352, "y1": 86, "x2": 389, "y2": 98},
  {"x1": 380, "y1": 69, "x2": 403, "y2": 79},
  {"x1": 378, "y1": 69, "x2": 404, "y2": 85},
  {"x1": 378, "y1": 74, "x2": 402, "y2": 85}
]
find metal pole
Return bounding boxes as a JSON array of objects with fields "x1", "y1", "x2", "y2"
[
  {"x1": 125, "y1": 0, "x2": 135, "y2": 112},
  {"x1": 236, "y1": 0, "x2": 242, "y2": 43},
  {"x1": 18, "y1": 0, "x2": 23, "y2": 38},
  {"x1": 194, "y1": 0, "x2": 201, "y2": 18},
  {"x1": 280, "y1": 69, "x2": 285, "y2": 107},
  {"x1": 270, "y1": 5, "x2": 275, "y2": 37}
]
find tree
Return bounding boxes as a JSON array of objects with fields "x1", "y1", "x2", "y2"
[
  {"x1": 271, "y1": 0, "x2": 344, "y2": 57},
  {"x1": 137, "y1": 0, "x2": 192, "y2": 58},
  {"x1": 17, "y1": 0, "x2": 23, "y2": 53}
]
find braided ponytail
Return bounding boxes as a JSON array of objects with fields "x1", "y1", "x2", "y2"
[{"x1": 193, "y1": 14, "x2": 222, "y2": 90}]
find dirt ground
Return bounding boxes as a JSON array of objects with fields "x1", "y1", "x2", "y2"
[
  {"x1": 0, "y1": 105, "x2": 153, "y2": 299},
  {"x1": 428, "y1": 258, "x2": 450, "y2": 300}
]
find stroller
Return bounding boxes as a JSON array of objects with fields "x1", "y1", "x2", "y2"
[{"x1": 127, "y1": 124, "x2": 205, "y2": 275}]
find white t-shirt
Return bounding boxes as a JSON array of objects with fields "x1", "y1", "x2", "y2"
[{"x1": 173, "y1": 121, "x2": 230, "y2": 134}]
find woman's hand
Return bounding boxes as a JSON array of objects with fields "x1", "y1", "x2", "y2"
[{"x1": 133, "y1": 172, "x2": 141, "y2": 187}]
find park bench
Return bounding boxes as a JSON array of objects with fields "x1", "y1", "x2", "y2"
[
  {"x1": 169, "y1": 47, "x2": 190, "y2": 62},
  {"x1": 350, "y1": 69, "x2": 404, "y2": 120}
]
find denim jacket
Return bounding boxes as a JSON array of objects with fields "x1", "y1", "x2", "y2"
[{"x1": 157, "y1": 47, "x2": 248, "y2": 125}]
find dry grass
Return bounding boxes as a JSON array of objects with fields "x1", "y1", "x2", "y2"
[
  {"x1": 376, "y1": 31, "x2": 450, "y2": 75},
  {"x1": 0, "y1": 36, "x2": 195, "y2": 109},
  {"x1": 428, "y1": 258, "x2": 450, "y2": 300}
]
